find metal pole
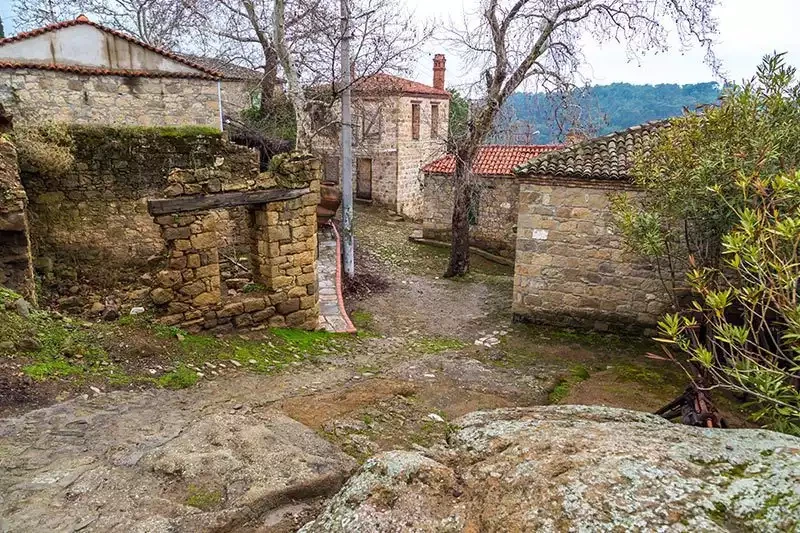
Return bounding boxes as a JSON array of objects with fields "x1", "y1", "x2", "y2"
[{"x1": 340, "y1": 0, "x2": 354, "y2": 278}]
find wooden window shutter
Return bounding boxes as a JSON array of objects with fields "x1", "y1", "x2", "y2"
[{"x1": 430, "y1": 103, "x2": 439, "y2": 139}]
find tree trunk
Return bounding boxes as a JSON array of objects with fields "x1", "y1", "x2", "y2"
[
  {"x1": 446, "y1": 145, "x2": 476, "y2": 277},
  {"x1": 259, "y1": 47, "x2": 278, "y2": 119}
]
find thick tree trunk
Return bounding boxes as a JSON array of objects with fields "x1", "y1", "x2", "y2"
[
  {"x1": 446, "y1": 144, "x2": 477, "y2": 277},
  {"x1": 259, "y1": 47, "x2": 278, "y2": 118}
]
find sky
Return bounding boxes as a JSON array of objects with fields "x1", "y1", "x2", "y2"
[
  {"x1": 406, "y1": 0, "x2": 800, "y2": 89},
  {"x1": 1, "y1": 0, "x2": 798, "y2": 89}
]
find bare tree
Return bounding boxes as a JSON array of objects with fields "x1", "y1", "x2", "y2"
[
  {"x1": 442, "y1": 0, "x2": 719, "y2": 277},
  {"x1": 13, "y1": 0, "x2": 209, "y2": 48}
]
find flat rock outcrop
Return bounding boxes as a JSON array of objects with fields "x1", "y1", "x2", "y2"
[
  {"x1": 0, "y1": 389, "x2": 356, "y2": 532},
  {"x1": 301, "y1": 405, "x2": 800, "y2": 532}
]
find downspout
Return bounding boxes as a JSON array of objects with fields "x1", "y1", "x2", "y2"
[{"x1": 217, "y1": 80, "x2": 224, "y2": 131}]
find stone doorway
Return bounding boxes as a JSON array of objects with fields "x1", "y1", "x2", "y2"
[{"x1": 356, "y1": 158, "x2": 372, "y2": 200}]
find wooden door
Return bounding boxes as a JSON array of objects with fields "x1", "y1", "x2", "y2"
[{"x1": 356, "y1": 158, "x2": 372, "y2": 200}]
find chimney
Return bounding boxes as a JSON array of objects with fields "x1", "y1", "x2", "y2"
[
  {"x1": 433, "y1": 54, "x2": 446, "y2": 91},
  {"x1": 565, "y1": 130, "x2": 588, "y2": 146}
]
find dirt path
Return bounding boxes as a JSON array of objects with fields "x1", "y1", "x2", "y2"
[{"x1": 0, "y1": 205, "x2": 744, "y2": 531}]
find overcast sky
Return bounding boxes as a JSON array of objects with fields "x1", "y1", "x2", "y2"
[
  {"x1": 1, "y1": 0, "x2": 798, "y2": 89},
  {"x1": 407, "y1": 0, "x2": 800, "y2": 89}
]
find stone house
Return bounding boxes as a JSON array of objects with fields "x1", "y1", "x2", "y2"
[
  {"x1": 0, "y1": 16, "x2": 257, "y2": 128},
  {"x1": 313, "y1": 55, "x2": 450, "y2": 219},
  {"x1": 421, "y1": 144, "x2": 560, "y2": 258},
  {"x1": 512, "y1": 122, "x2": 671, "y2": 333}
]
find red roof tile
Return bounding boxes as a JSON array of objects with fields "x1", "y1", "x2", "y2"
[
  {"x1": 0, "y1": 16, "x2": 221, "y2": 79},
  {"x1": 0, "y1": 61, "x2": 217, "y2": 80},
  {"x1": 354, "y1": 73, "x2": 449, "y2": 99},
  {"x1": 422, "y1": 145, "x2": 563, "y2": 177}
]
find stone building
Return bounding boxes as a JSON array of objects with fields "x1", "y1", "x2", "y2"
[
  {"x1": 0, "y1": 16, "x2": 257, "y2": 128},
  {"x1": 314, "y1": 55, "x2": 450, "y2": 219},
  {"x1": 512, "y1": 122, "x2": 671, "y2": 333},
  {"x1": 421, "y1": 144, "x2": 560, "y2": 258}
]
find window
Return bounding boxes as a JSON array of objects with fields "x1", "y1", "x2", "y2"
[
  {"x1": 324, "y1": 156, "x2": 340, "y2": 184},
  {"x1": 430, "y1": 103, "x2": 439, "y2": 139},
  {"x1": 362, "y1": 111, "x2": 382, "y2": 142},
  {"x1": 411, "y1": 102, "x2": 420, "y2": 140}
]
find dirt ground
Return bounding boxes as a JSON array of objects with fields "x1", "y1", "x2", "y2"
[{"x1": 0, "y1": 204, "x2": 756, "y2": 530}]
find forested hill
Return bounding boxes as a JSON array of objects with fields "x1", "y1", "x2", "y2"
[{"x1": 499, "y1": 82, "x2": 721, "y2": 144}]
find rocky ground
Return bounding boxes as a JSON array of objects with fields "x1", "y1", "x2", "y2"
[{"x1": 0, "y1": 205, "x2": 771, "y2": 531}]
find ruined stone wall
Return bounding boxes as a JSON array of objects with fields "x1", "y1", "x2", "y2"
[
  {"x1": 423, "y1": 173, "x2": 519, "y2": 258},
  {"x1": 513, "y1": 178, "x2": 671, "y2": 333},
  {"x1": 21, "y1": 126, "x2": 258, "y2": 277},
  {"x1": 150, "y1": 154, "x2": 320, "y2": 332},
  {"x1": 0, "y1": 135, "x2": 35, "y2": 301},
  {"x1": 0, "y1": 69, "x2": 220, "y2": 128}
]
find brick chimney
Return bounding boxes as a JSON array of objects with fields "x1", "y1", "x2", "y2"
[{"x1": 433, "y1": 54, "x2": 446, "y2": 90}]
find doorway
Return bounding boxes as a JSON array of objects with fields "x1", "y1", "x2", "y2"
[{"x1": 356, "y1": 158, "x2": 372, "y2": 200}]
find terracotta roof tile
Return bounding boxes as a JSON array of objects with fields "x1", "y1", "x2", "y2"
[
  {"x1": 0, "y1": 61, "x2": 216, "y2": 80},
  {"x1": 514, "y1": 120, "x2": 671, "y2": 181},
  {"x1": 423, "y1": 145, "x2": 562, "y2": 177},
  {"x1": 354, "y1": 73, "x2": 449, "y2": 99},
  {"x1": 0, "y1": 16, "x2": 221, "y2": 79}
]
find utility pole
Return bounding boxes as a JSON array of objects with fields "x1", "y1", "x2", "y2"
[{"x1": 340, "y1": 0, "x2": 354, "y2": 278}]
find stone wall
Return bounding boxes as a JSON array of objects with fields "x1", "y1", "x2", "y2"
[
  {"x1": 513, "y1": 178, "x2": 671, "y2": 333},
  {"x1": 395, "y1": 95, "x2": 448, "y2": 220},
  {"x1": 149, "y1": 154, "x2": 320, "y2": 332},
  {"x1": 0, "y1": 134, "x2": 35, "y2": 301},
  {"x1": 0, "y1": 69, "x2": 220, "y2": 128},
  {"x1": 423, "y1": 173, "x2": 519, "y2": 257},
  {"x1": 21, "y1": 125, "x2": 258, "y2": 280}
]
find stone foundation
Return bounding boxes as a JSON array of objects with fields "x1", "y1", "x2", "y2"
[
  {"x1": 0, "y1": 135, "x2": 35, "y2": 301},
  {"x1": 513, "y1": 178, "x2": 671, "y2": 333}
]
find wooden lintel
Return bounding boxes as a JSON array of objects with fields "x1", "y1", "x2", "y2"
[{"x1": 147, "y1": 188, "x2": 310, "y2": 216}]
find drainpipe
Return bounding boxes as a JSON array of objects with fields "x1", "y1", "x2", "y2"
[{"x1": 217, "y1": 80, "x2": 224, "y2": 131}]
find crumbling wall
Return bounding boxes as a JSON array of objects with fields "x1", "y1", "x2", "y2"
[
  {"x1": 0, "y1": 134, "x2": 35, "y2": 301},
  {"x1": 20, "y1": 125, "x2": 259, "y2": 282},
  {"x1": 149, "y1": 153, "x2": 321, "y2": 332}
]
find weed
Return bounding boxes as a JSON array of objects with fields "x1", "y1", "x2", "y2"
[
  {"x1": 350, "y1": 310, "x2": 374, "y2": 330},
  {"x1": 548, "y1": 364, "x2": 591, "y2": 404},
  {"x1": 185, "y1": 485, "x2": 222, "y2": 511},
  {"x1": 242, "y1": 283, "x2": 266, "y2": 293}
]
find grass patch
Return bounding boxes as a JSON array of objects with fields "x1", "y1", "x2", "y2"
[
  {"x1": 23, "y1": 359, "x2": 84, "y2": 381},
  {"x1": 412, "y1": 337, "x2": 466, "y2": 354},
  {"x1": 548, "y1": 364, "x2": 591, "y2": 404},
  {"x1": 185, "y1": 485, "x2": 222, "y2": 511},
  {"x1": 350, "y1": 310, "x2": 374, "y2": 330},
  {"x1": 612, "y1": 363, "x2": 668, "y2": 386},
  {"x1": 157, "y1": 365, "x2": 200, "y2": 389}
]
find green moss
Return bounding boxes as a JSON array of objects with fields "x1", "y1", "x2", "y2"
[
  {"x1": 157, "y1": 365, "x2": 199, "y2": 389},
  {"x1": 350, "y1": 310, "x2": 374, "y2": 330},
  {"x1": 612, "y1": 363, "x2": 666, "y2": 386},
  {"x1": 412, "y1": 337, "x2": 466, "y2": 354},
  {"x1": 185, "y1": 485, "x2": 222, "y2": 511},
  {"x1": 69, "y1": 124, "x2": 221, "y2": 140},
  {"x1": 242, "y1": 283, "x2": 266, "y2": 293},
  {"x1": 548, "y1": 365, "x2": 591, "y2": 404},
  {"x1": 23, "y1": 359, "x2": 84, "y2": 381}
]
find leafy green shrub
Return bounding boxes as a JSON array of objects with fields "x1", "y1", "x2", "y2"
[
  {"x1": 15, "y1": 122, "x2": 75, "y2": 177},
  {"x1": 613, "y1": 54, "x2": 800, "y2": 434},
  {"x1": 658, "y1": 171, "x2": 800, "y2": 435}
]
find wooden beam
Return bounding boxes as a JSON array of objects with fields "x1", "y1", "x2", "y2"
[{"x1": 147, "y1": 188, "x2": 310, "y2": 216}]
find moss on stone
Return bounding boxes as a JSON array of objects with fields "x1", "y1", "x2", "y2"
[{"x1": 184, "y1": 485, "x2": 222, "y2": 511}]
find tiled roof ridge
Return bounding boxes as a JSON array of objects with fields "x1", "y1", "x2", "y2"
[
  {"x1": 0, "y1": 61, "x2": 216, "y2": 80},
  {"x1": 355, "y1": 72, "x2": 450, "y2": 98},
  {"x1": 513, "y1": 119, "x2": 673, "y2": 181},
  {"x1": 0, "y1": 16, "x2": 222, "y2": 79},
  {"x1": 422, "y1": 144, "x2": 563, "y2": 176}
]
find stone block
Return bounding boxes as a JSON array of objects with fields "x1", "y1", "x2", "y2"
[
  {"x1": 186, "y1": 254, "x2": 201, "y2": 268},
  {"x1": 193, "y1": 292, "x2": 219, "y2": 306},
  {"x1": 276, "y1": 298, "x2": 300, "y2": 315},
  {"x1": 243, "y1": 298, "x2": 267, "y2": 312},
  {"x1": 234, "y1": 313, "x2": 253, "y2": 327},
  {"x1": 179, "y1": 281, "x2": 207, "y2": 298},
  {"x1": 191, "y1": 232, "x2": 217, "y2": 250},
  {"x1": 253, "y1": 307, "x2": 276, "y2": 322},
  {"x1": 299, "y1": 295, "x2": 317, "y2": 310},
  {"x1": 156, "y1": 269, "x2": 183, "y2": 288},
  {"x1": 218, "y1": 302, "x2": 244, "y2": 318},
  {"x1": 268, "y1": 315, "x2": 286, "y2": 327},
  {"x1": 150, "y1": 287, "x2": 175, "y2": 305},
  {"x1": 287, "y1": 286, "x2": 307, "y2": 298}
]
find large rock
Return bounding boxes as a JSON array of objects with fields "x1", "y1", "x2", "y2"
[
  {"x1": 301, "y1": 406, "x2": 800, "y2": 532},
  {"x1": 0, "y1": 393, "x2": 356, "y2": 532}
]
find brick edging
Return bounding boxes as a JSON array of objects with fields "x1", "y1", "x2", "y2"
[{"x1": 328, "y1": 221, "x2": 357, "y2": 334}]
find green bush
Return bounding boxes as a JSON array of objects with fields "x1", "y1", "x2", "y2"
[{"x1": 613, "y1": 54, "x2": 800, "y2": 434}]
